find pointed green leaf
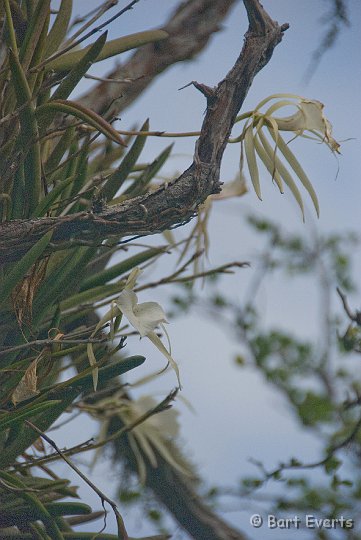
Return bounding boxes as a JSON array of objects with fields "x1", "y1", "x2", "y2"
[
  {"x1": 0, "y1": 356, "x2": 145, "y2": 468},
  {"x1": 104, "y1": 119, "x2": 150, "y2": 201},
  {"x1": 8, "y1": 49, "x2": 42, "y2": 214},
  {"x1": 33, "y1": 175, "x2": 75, "y2": 217},
  {"x1": 51, "y1": 32, "x2": 107, "y2": 102},
  {"x1": 124, "y1": 144, "x2": 173, "y2": 197},
  {"x1": 45, "y1": 0, "x2": 73, "y2": 57},
  {"x1": 19, "y1": 0, "x2": 50, "y2": 70},
  {"x1": 0, "y1": 400, "x2": 61, "y2": 430},
  {"x1": 32, "y1": 247, "x2": 95, "y2": 324},
  {"x1": 0, "y1": 472, "x2": 65, "y2": 540},
  {"x1": 45, "y1": 126, "x2": 76, "y2": 173}
]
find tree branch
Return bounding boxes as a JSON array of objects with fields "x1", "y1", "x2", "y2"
[
  {"x1": 0, "y1": 0, "x2": 287, "y2": 265},
  {"x1": 79, "y1": 0, "x2": 237, "y2": 115}
]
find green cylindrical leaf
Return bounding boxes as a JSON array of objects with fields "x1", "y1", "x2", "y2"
[
  {"x1": 104, "y1": 119, "x2": 150, "y2": 201},
  {"x1": 32, "y1": 247, "x2": 95, "y2": 324},
  {"x1": 45, "y1": 30, "x2": 168, "y2": 72},
  {"x1": 37, "y1": 100, "x2": 126, "y2": 146},
  {"x1": 8, "y1": 49, "x2": 42, "y2": 214},
  {"x1": 33, "y1": 175, "x2": 75, "y2": 217},
  {"x1": 61, "y1": 282, "x2": 126, "y2": 311},
  {"x1": 45, "y1": 0, "x2": 73, "y2": 57},
  {"x1": 19, "y1": 0, "x2": 51, "y2": 70},
  {"x1": 45, "y1": 126, "x2": 76, "y2": 173}
]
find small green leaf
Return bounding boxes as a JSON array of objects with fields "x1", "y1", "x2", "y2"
[{"x1": 324, "y1": 456, "x2": 341, "y2": 474}]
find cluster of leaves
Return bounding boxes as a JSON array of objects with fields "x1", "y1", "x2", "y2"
[{"x1": 0, "y1": 2, "x2": 178, "y2": 538}]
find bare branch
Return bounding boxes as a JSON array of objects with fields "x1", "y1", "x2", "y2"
[
  {"x1": 337, "y1": 287, "x2": 361, "y2": 325},
  {"x1": 25, "y1": 419, "x2": 129, "y2": 540}
]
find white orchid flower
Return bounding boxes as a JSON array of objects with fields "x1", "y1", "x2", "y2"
[
  {"x1": 116, "y1": 290, "x2": 167, "y2": 338},
  {"x1": 116, "y1": 289, "x2": 181, "y2": 387},
  {"x1": 87, "y1": 268, "x2": 180, "y2": 390},
  {"x1": 233, "y1": 94, "x2": 341, "y2": 219},
  {"x1": 85, "y1": 391, "x2": 193, "y2": 481},
  {"x1": 118, "y1": 396, "x2": 192, "y2": 482},
  {"x1": 274, "y1": 98, "x2": 340, "y2": 153}
]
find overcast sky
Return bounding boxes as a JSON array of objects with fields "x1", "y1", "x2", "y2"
[{"x1": 53, "y1": 2, "x2": 361, "y2": 538}]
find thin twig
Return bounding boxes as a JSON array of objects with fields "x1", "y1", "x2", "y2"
[
  {"x1": 65, "y1": 0, "x2": 119, "y2": 45},
  {"x1": 84, "y1": 73, "x2": 143, "y2": 84},
  {"x1": 337, "y1": 287, "x2": 361, "y2": 325},
  {"x1": 0, "y1": 337, "x2": 107, "y2": 358},
  {"x1": 135, "y1": 261, "x2": 249, "y2": 292},
  {"x1": 17, "y1": 391, "x2": 178, "y2": 470},
  {"x1": 25, "y1": 420, "x2": 129, "y2": 540},
  {"x1": 244, "y1": 415, "x2": 361, "y2": 495}
]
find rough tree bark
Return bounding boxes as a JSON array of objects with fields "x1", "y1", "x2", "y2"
[{"x1": 0, "y1": 0, "x2": 287, "y2": 265}]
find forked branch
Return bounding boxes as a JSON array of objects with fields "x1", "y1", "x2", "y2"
[{"x1": 0, "y1": 0, "x2": 288, "y2": 264}]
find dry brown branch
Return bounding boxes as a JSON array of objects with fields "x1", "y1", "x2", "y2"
[{"x1": 0, "y1": 0, "x2": 288, "y2": 265}]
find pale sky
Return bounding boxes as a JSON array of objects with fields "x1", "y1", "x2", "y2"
[{"x1": 53, "y1": 2, "x2": 361, "y2": 538}]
